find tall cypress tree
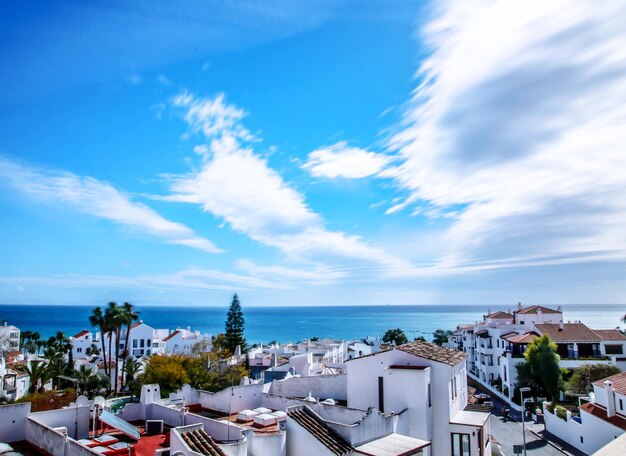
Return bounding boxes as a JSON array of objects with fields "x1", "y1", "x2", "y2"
[{"x1": 224, "y1": 294, "x2": 247, "y2": 353}]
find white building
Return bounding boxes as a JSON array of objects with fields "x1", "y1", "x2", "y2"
[
  {"x1": 162, "y1": 327, "x2": 212, "y2": 355},
  {"x1": 70, "y1": 330, "x2": 93, "y2": 361},
  {"x1": 0, "y1": 322, "x2": 20, "y2": 357},
  {"x1": 346, "y1": 340, "x2": 491, "y2": 456},
  {"x1": 447, "y1": 304, "x2": 626, "y2": 404},
  {"x1": 544, "y1": 371, "x2": 626, "y2": 455}
]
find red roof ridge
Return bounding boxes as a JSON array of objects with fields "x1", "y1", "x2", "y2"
[
  {"x1": 73, "y1": 329, "x2": 90, "y2": 339},
  {"x1": 163, "y1": 330, "x2": 180, "y2": 342}
]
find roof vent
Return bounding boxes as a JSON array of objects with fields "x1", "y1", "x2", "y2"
[{"x1": 559, "y1": 320, "x2": 564, "y2": 331}]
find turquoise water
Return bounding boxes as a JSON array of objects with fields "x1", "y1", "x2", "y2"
[{"x1": 0, "y1": 304, "x2": 623, "y2": 344}]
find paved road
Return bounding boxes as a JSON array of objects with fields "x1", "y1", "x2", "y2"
[{"x1": 490, "y1": 407, "x2": 564, "y2": 456}]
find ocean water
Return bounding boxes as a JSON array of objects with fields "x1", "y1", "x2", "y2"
[{"x1": 0, "y1": 304, "x2": 623, "y2": 344}]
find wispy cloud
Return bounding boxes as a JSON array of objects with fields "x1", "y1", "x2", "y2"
[
  {"x1": 166, "y1": 92, "x2": 410, "y2": 272},
  {"x1": 302, "y1": 141, "x2": 391, "y2": 179},
  {"x1": 0, "y1": 155, "x2": 222, "y2": 253},
  {"x1": 384, "y1": 0, "x2": 626, "y2": 270}
]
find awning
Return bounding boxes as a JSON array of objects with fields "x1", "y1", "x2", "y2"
[{"x1": 99, "y1": 410, "x2": 141, "y2": 440}]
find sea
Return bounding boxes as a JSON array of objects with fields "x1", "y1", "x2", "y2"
[{"x1": 0, "y1": 304, "x2": 624, "y2": 344}]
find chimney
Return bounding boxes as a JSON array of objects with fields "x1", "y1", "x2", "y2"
[
  {"x1": 517, "y1": 302, "x2": 523, "y2": 311},
  {"x1": 557, "y1": 306, "x2": 562, "y2": 312},
  {"x1": 605, "y1": 380, "x2": 616, "y2": 417},
  {"x1": 559, "y1": 320, "x2": 564, "y2": 331},
  {"x1": 270, "y1": 353, "x2": 277, "y2": 368}
]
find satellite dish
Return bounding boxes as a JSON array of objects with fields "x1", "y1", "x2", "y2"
[{"x1": 93, "y1": 396, "x2": 105, "y2": 408}]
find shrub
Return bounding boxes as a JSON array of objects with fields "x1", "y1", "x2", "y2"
[{"x1": 555, "y1": 405, "x2": 568, "y2": 421}]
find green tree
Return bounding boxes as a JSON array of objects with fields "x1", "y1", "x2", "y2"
[
  {"x1": 105, "y1": 302, "x2": 126, "y2": 395},
  {"x1": 382, "y1": 328, "x2": 408, "y2": 346},
  {"x1": 211, "y1": 333, "x2": 229, "y2": 354},
  {"x1": 122, "y1": 357, "x2": 143, "y2": 401},
  {"x1": 119, "y1": 302, "x2": 139, "y2": 391},
  {"x1": 89, "y1": 307, "x2": 109, "y2": 376},
  {"x1": 567, "y1": 364, "x2": 621, "y2": 395},
  {"x1": 432, "y1": 329, "x2": 453, "y2": 346},
  {"x1": 139, "y1": 355, "x2": 190, "y2": 396},
  {"x1": 74, "y1": 365, "x2": 99, "y2": 395},
  {"x1": 18, "y1": 360, "x2": 51, "y2": 394},
  {"x1": 224, "y1": 294, "x2": 247, "y2": 353},
  {"x1": 523, "y1": 335, "x2": 563, "y2": 401}
]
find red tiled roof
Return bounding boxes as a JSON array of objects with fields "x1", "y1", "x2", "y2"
[
  {"x1": 580, "y1": 402, "x2": 626, "y2": 431},
  {"x1": 486, "y1": 311, "x2": 514, "y2": 319},
  {"x1": 594, "y1": 329, "x2": 626, "y2": 341},
  {"x1": 507, "y1": 332, "x2": 539, "y2": 344},
  {"x1": 500, "y1": 331, "x2": 518, "y2": 339},
  {"x1": 592, "y1": 371, "x2": 626, "y2": 396},
  {"x1": 475, "y1": 330, "x2": 489, "y2": 336},
  {"x1": 516, "y1": 305, "x2": 561, "y2": 315},
  {"x1": 163, "y1": 330, "x2": 180, "y2": 342},
  {"x1": 397, "y1": 340, "x2": 467, "y2": 366},
  {"x1": 73, "y1": 330, "x2": 90, "y2": 339},
  {"x1": 535, "y1": 323, "x2": 601, "y2": 342},
  {"x1": 130, "y1": 322, "x2": 143, "y2": 329}
]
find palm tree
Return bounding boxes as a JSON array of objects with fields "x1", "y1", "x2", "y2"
[
  {"x1": 120, "y1": 302, "x2": 139, "y2": 391},
  {"x1": 20, "y1": 360, "x2": 51, "y2": 393},
  {"x1": 122, "y1": 357, "x2": 143, "y2": 401},
  {"x1": 88, "y1": 307, "x2": 109, "y2": 376},
  {"x1": 20, "y1": 330, "x2": 33, "y2": 357},
  {"x1": 86, "y1": 344, "x2": 100, "y2": 357},
  {"x1": 105, "y1": 302, "x2": 125, "y2": 395}
]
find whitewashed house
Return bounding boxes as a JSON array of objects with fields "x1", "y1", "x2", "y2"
[
  {"x1": 70, "y1": 330, "x2": 93, "y2": 360},
  {"x1": 448, "y1": 304, "x2": 626, "y2": 404},
  {"x1": 0, "y1": 322, "x2": 20, "y2": 356},
  {"x1": 162, "y1": 327, "x2": 212, "y2": 355},
  {"x1": 544, "y1": 371, "x2": 626, "y2": 455},
  {"x1": 346, "y1": 340, "x2": 490, "y2": 456}
]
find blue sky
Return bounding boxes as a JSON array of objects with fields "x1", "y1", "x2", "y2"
[{"x1": 1, "y1": 0, "x2": 626, "y2": 307}]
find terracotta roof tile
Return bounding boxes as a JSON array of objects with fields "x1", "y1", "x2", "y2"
[
  {"x1": 516, "y1": 305, "x2": 561, "y2": 315},
  {"x1": 593, "y1": 329, "x2": 626, "y2": 341},
  {"x1": 592, "y1": 371, "x2": 626, "y2": 396},
  {"x1": 580, "y1": 402, "x2": 626, "y2": 431},
  {"x1": 163, "y1": 330, "x2": 180, "y2": 342},
  {"x1": 73, "y1": 330, "x2": 90, "y2": 339},
  {"x1": 396, "y1": 340, "x2": 467, "y2": 366},
  {"x1": 486, "y1": 311, "x2": 514, "y2": 319},
  {"x1": 130, "y1": 322, "x2": 143, "y2": 329},
  {"x1": 288, "y1": 407, "x2": 353, "y2": 455},
  {"x1": 507, "y1": 332, "x2": 539, "y2": 344},
  {"x1": 535, "y1": 323, "x2": 601, "y2": 342}
]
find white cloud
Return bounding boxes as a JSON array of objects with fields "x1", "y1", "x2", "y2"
[
  {"x1": 385, "y1": 0, "x2": 626, "y2": 270},
  {"x1": 302, "y1": 141, "x2": 391, "y2": 179},
  {"x1": 167, "y1": 92, "x2": 409, "y2": 272},
  {"x1": 0, "y1": 155, "x2": 222, "y2": 254}
]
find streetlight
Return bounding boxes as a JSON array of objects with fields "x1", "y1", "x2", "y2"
[{"x1": 520, "y1": 387, "x2": 531, "y2": 456}]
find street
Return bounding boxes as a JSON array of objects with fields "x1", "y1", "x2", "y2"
[{"x1": 490, "y1": 407, "x2": 563, "y2": 456}]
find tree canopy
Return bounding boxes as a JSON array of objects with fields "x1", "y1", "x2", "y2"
[
  {"x1": 382, "y1": 328, "x2": 408, "y2": 346},
  {"x1": 138, "y1": 353, "x2": 249, "y2": 396},
  {"x1": 432, "y1": 329, "x2": 453, "y2": 346},
  {"x1": 567, "y1": 364, "x2": 621, "y2": 395},
  {"x1": 521, "y1": 334, "x2": 563, "y2": 401},
  {"x1": 224, "y1": 294, "x2": 247, "y2": 353}
]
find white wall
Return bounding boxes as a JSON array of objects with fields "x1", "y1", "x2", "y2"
[
  {"x1": 248, "y1": 431, "x2": 286, "y2": 456},
  {"x1": 269, "y1": 374, "x2": 347, "y2": 401},
  {"x1": 25, "y1": 418, "x2": 66, "y2": 456},
  {"x1": 544, "y1": 402, "x2": 625, "y2": 455},
  {"x1": 31, "y1": 405, "x2": 91, "y2": 439},
  {"x1": 286, "y1": 412, "x2": 337, "y2": 456},
  {"x1": 262, "y1": 393, "x2": 367, "y2": 424},
  {"x1": 196, "y1": 383, "x2": 264, "y2": 413},
  {"x1": 0, "y1": 402, "x2": 30, "y2": 442}
]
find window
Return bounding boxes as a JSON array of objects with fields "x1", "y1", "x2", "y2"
[
  {"x1": 140, "y1": 339, "x2": 145, "y2": 348},
  {"x1": 451, "y1": 433, "x2": 470, "y2": 456},
  {"x1": 77, "y1": 348, "x2": 82, "y2": 353},
  {"x1": 606, "y1": 345, "x2": 623, "y2": 355},
  {"x1": 378, "y1": 377, "x2": 385, "y2": 412},
  {"x1": 428, "y1": 383, "x2": 432, "y2": 407},
  {"x1": 504, "y1": 366, "x2": 507, "y2": 382},
  {"x1": 133, "y1": 340, "x2": 138, "y2": 348},
  {"x1": 620, "y1": 399, "x2": 623, "y2": 411},
  {"x1": 147, "y1": 339, "x2": 152, "y2": 347}
]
